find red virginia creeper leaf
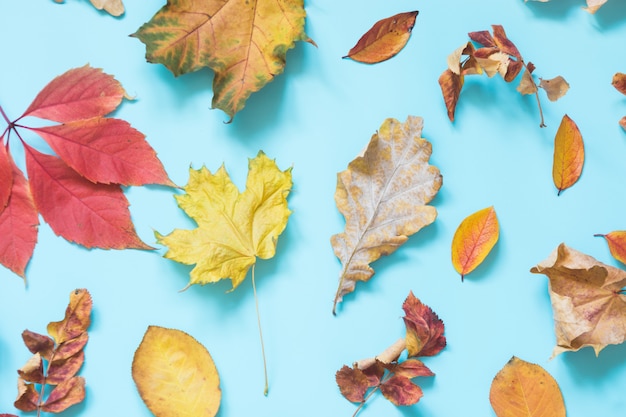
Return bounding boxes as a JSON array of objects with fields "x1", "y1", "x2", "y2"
[
  {"x1": 24, "y1": 143, "x2": 153, "y2": 250},
  {"x1": 0, "y1": 158, "x2": 39, "y2": 278},
  {"x1": 595, "y1": 231, "x2": 626, "y2": 265},
  {"x1": 29, "y1": 118, "x2": 174, "y2": 186},
  {"x1": 0, "y1": 141, "x2": 11, "y2": 211},
  {"x1": 14, "y1": 379, "x2": 39, "y2": 412},
  {"x1": 47, "y1": 288, "x2": 92, "y2": 345},
  {"x1": 380, "y1": 376, "x2": 423, "y2": 406},
  {"x1": 21, "y1": 330, "x2": 54, "y2": 359},
  {"x1": 393, "y1": 359, "x2": 434, "y2": 379},
  {"x1": 553, "y1": 115, "x2": 584, "y2": 195},
  {"x1": 17, "y1": 354, "x2": 44, "y2": 384},
  {"x1": 21, "y1": 65, "x2": 126, "y2": 123},
  {"x1": 336, "y1": 365, "x2": 369, "y2": 403},
  {"x1": 47, "y1": 351, "x2": 85, "y2": 384},
  {"x1": 41, "y1": 376, "x2": 85, "y2": 413},
  {"x1": 402, "y1": 291, "x2": 446, "y2": 357}
]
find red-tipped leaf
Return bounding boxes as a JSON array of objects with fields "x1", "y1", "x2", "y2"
[
  {"x1": 29, "y1": 118, "x2": 174, "y2": 186},
  {"x1": 23, "y1": 143, "x2": 152, "y2": 250},
  {"x1": 21, "y1": 65, "x2": 126, "y2": 123}
]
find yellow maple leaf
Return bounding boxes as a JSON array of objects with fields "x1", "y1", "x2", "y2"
[
  {"x1": 131, "y1": 0, "x2": 313, "y2": 120},
  {"x1": 156, "y1": 151, "x2": 292, "y2": 290}
]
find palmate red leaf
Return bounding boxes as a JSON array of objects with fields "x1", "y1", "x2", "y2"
[
  {"x1": 0, "y1": 158, "x2": 39, "y2": 278},
  {"x1": 20, "y1": 65, "x2": 126, "y2": 123},
  {"x1": 0, "y1": 141, "x2": 12, "y2": 210},
  {"x1": 28, "y1": 117, "x2": 174, "y2": 186},
  {"x1": 24, "y1": 143, "x2": 152, "y2": 250}
]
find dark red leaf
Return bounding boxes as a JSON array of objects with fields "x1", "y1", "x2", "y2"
[
  {"x1": 55, "y1": 332, "x2": 89, "y2": 361},
  {"x1": 504, "y1": 60, "x2": 523, "y2": 82},
  {"x1": 394, "y1": 359, "x2": 434, "y2": 378},
  {"x1": 17, "y1": 354, "x2": 45, "y2": 384},
  {"x1": 48, "y1": 351, "x2": 85, "y2": 384},
  {"x1": 491, "y1": 25, "x2": 522, "y2": 59},
  {"x1": 468, "y1": 30, "x2": 496, "y2": 47},
  {"x1": 41, "y1": 376, "x2": 85, "y2": 413},
  {"x1": 23, "y1": 143, "x2": 152, "y2": 250},
  {"x1": 14, "y1": 379, "x2": 39, "y2": 412},
  {"x1": 22, "y1": 330, "x2": 54, "y2": 359},
  {"x1": 336, "y1": 365, "x2": 369, "y2": 403},
  {"x1": 29, "y1": 117, "x2": 174, "y2": 186},
  {"x1": 21, "y1": 65, "x2": 126, "y2": 123},
  {"x1": 0, "y1": 159, "x2": 39, "y2": 278},
  {"x1": 0, "y1": 141, "x2": 12, "y2": 211},
  {"x1": 438, "y1": 69, "x2": 463, "y2": 122},
  {"x1": 362, "y1": 360, "x2": 385, "y2": 387},
  {"x1": 402, "y1": 291, "x2": 446, "y2": 357},
  {"x1": 380, "y1": 376, "x2": 423, "y2": 406}
]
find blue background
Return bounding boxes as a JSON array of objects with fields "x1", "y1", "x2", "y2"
[{"x1": 1, "y1": 0, "x2": 626, "y2": 416}]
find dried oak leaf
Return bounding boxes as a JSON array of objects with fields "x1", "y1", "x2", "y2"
[
  {"x1": 156, "y1": 151, "x2": 291, "y2": 289},
  {"x1": 552, "y1": 114, "x2": 584, "y2": 195},
  {"x1": 451, "y1": 206, "x2": 499, "y2": 281},
  {"x1": 531, "y1": 243, "x2": 626, "y2": 356},
  {"x1": 132, "y1": 0, "x2": 314, "y2": 121},
  {"x1": 0, "y1": 65, "x2": 174, "y2": 279},
  {"x1": 53, "y1": 0, "x2": 124, "y2": 16},
  {"x1": 490, "y1": 356, "x2": 566, "y2": 417},
  {"x1": 331, "y1": 116, "x2": 442, "y2": 314},
  {"x1": 595, "y1": 231, "x2": 626, "y2": 265},
  {"x1": 132, "y1": 326, "x2": 221, "y2": 417},
  {"x1": 343, "y1": 11, "x2": 418, "y2": 64}
]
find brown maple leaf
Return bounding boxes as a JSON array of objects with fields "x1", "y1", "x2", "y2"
[{"x1": 531, "y1": 243, "x2": 626, "y2": 356}]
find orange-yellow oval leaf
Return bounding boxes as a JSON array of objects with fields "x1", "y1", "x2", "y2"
[
  {"x1": 553, "y1": 114, "x2": 584, "y2": 195},
  {"x1": 132, "y1": 326, "x2": 221, "y2": 417},
  {"x1": 490, "y1": 356, "x2": 566, "y2": 417},
  {"x1": 595, "y1": 231, "x2": 626, "y2": 265},
  {"x1": 343, "y1": 11, "x2": 418, "y2": 64},
  {"x1": 451, "y1": 206, "x2": 499, "y2": 281}
]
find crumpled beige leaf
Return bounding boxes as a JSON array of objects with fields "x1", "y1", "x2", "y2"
[
  {"x1": 331, "y1": 116, "x2": 442, "y2": 314},
  {"x1": 54, "y1": 0, "x2": 124, "y2": 16},
  {"x1": 530, "y1": 243, "x2": 626, "y2": 357},
  {"x1": 525, "y1": 0, "x2": 607, "y2": 14},
  {"x1": 539, "y1": 76, "x2": 570, "y2": 102}
]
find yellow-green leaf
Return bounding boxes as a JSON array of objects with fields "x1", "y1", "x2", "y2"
[
  {"x1": 132, "y1": 326, "x2": 221, "y2": 417},
  {"x1": 343, "y1": 11, "x2": 418, "y2": 64},
  {"x1": 451, "y1": 206, "x2": 499, "y2": 281},
  {"x1": 552, "y1": 114, "x2": 584, "y2": 195},
  {"x1": 156, "y1": 151, "x2": 292, "y2": 290},
  {"x1": 131, "y1": 0, "x2": 313, "y2": 120},
  {"x1": 490, "y1": 356, "x2": 566, "y2": 417},
  {"x1": 331, "y1": 116, "x2": 442, "y2": 314}
]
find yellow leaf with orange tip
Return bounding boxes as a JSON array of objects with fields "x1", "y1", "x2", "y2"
[
  {"x1": 343, "y1": 11, "x2": 418, "y2": 64},
  {"x1": 132, "y1": 326, "x2": 221, "y2": 417},
  {"x1": 451, "y1": 206, "x2": 499, "y2": 281},
  {"x1": 490, "y1": 356, "x2": 566, "y2": 417},
  {"x1": 595, "y1": 231, "x2": 626, "y2": 265},
  {"x1": 552, "y1": 115, "x2": 584, "y2": 195}
]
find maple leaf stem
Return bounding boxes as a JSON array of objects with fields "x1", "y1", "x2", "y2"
[
  {"x1": 0, "y1": 104, "x2": 11, "y2": 125},
  {"x1": 251, "y1": 264, "x2": 269, "y2": 396}
]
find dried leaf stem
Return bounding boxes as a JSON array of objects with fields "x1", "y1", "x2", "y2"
[
  {"x1": 251, "y1": 264, "x2": 269, "y2": 396},
  {"x1": 522, "y1": 61, "x2": 546, "y2": 128}
]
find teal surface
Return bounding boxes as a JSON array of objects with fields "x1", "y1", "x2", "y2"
[{"x1": 1, "y1": 1, "x2": 626, "y2": 416}]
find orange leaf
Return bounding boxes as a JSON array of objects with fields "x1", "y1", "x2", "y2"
[
  {"x1": 490, "y1": 356, "x2": 566, "y2": 417},
  {"x1": 552, "y1": 114, "x2": 584, "y2": 195},
  {"x1": 451, "y1": 206, "x2": 499, "y2": 281},
  {"x1": 343, "y1": 11, "x2": 418, "y2": 64},
  {"x1": 438, "y1": 69, "x2": 463, "y2": 122},
  {"x1": 595, "y1": 231, "x2": 626, "y2": 265},
  {"x1": 612, "y1": 72, "x2": 626, "y2": 95}
]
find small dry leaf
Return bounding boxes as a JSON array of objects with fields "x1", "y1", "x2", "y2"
[
  {"x1": 438, "y1": 69, "x2": 463, "y2": 122},
  {"x1": 451, "y1": 206, "x2": 499, "y2": 281},
  {"x1": 331, "y1": 116, "x2": 442, "y2": 314},
  {"x1": 380, "y1": 376, "x2": 423, "y2": 406},
  {"x1": 517, "y1": 69, "x2": 538, "y2": 95},
  {"x1": 531, "y1": 243, "x2": 626, "y2": 356},
  {"x1": 539, "y1": 76, "x2": 570, "y2": 101},
  {"x1": 343, "y1": 11, "x2": 418, "y2": 64},
  {"x1": 552, "y1": 114, "x2": 584, "y2": 195},
  {"x1": 595, "y1": 231, "x2": 626, "y2": 265},
  {"x1": 612, "y1": 73, "x2": 626, "y2": 95},
  {"x1": 490, "y1": 356, "x2": 566, "y2": 417},
  {"x1": 54, "y1": 0, "x2": 124, "y2": 16},
  {"x1": 132, "y1": 326, "x2": 221, "y2": 417},
  {"x1": 584, "y1": 0, "x2": 608, "y2": 13}
]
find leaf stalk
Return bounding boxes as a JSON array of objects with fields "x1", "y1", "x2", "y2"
[{"x1": 251, "y1": 264, "x2": 269, "y2": 396}]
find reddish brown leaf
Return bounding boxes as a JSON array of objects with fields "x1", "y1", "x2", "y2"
[
  {"x1": 553, "y1": 114, "x2": 584, "y2": 195},
  {"x1": 0, "y1": 159, "x2": 39, "y2": 278},
  {"x1": 21, "y1": 330, "x2": 54, "y2": 359},
  {"x1": 336, "y1": 365, "x2": 369, "y2": 403},
  {"x1": 504, "y1": 60, "x2": 523, "y2": 82},
  {"x1": 0, "y1": 141, "x2": 11, "y2": 211},
  {"x1": 47, "y1": 288, "x2": 92, "y2": 345},
  {"x1": 492, "y1": 25, "x2": 522, "y2": 59},
  {"x1": 21, "y1": 65, "x2": 126, "y2": 123},
  {"x1": 14, "y1": 379, "x2": 39, "y2": 412},
  {"x1": 24, "y1": 144, "x2": 152, "y2": 250},
  {"x1": 17, "y1": 354, "x2": 44, "y2": 384},
  {"x1": 612, "y1": 73, "x2": 626, "y2": 95},
  {"x1": 41, "y1": 376, "x2": 85, "y2": 413},
  {"x1": 361, "y1": 360, "x2": 385, "y2": 387},
  {"x1": 343, "y1": 11, "x2": 418, "y2": 64},
  {"x1": 47, "y1": 351, "x2": 85, "y2": 384},
  {"x1": 468, "y1": 30, "x2": 496, "y2": 47},
  {"x1": 29, "y1": 118, "x2": 174, "y2": 186},
  {"x1": 380, "y1": 376, "x2": 423, "y2": 406},
  {"x1": 0, "y1": 414, "x2": 19, "y2": 417},
  {"x1": 439, "y1": 69, "x2": 463, "y2": 122},
  {"x1": 402, "y1": 291, "x2": 446, "y2": 357},
  {"x1": 393, "y1": 359, "x2": 434, "y2": 379},
  {"x1": 54, "y1": 333, "x2": 89, "y2": 361},
  {"x1": 595, "y1": 231, "x2": 626, "y2": 265}
]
